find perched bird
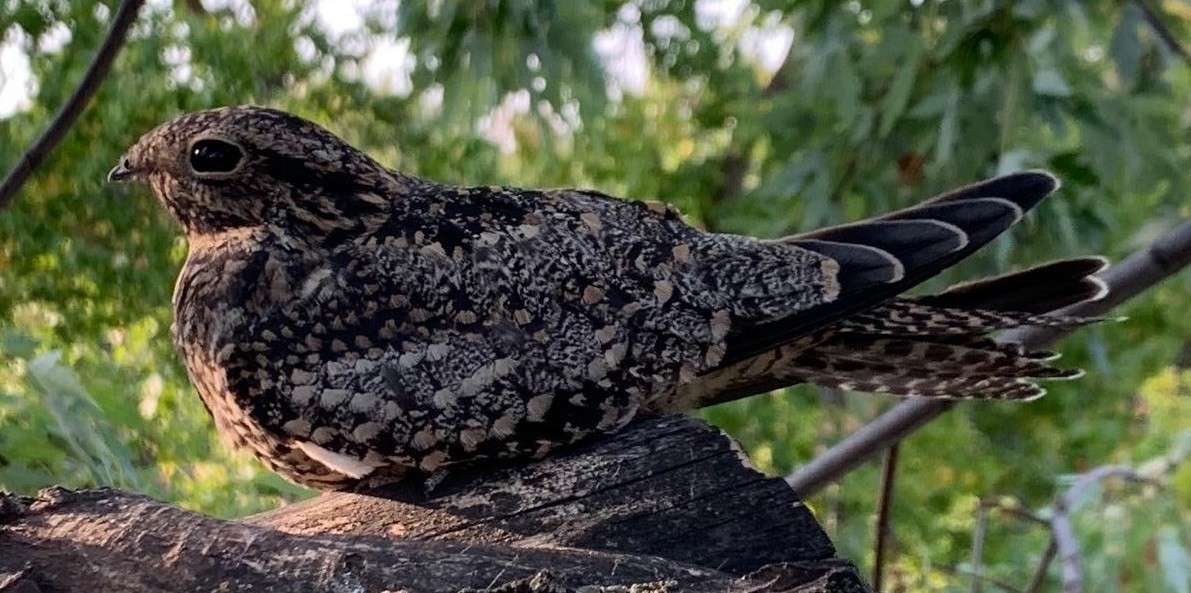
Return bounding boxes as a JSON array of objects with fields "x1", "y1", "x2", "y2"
[{"x1": 109, "y1": 106, "x2": 1107, "y2": 489}]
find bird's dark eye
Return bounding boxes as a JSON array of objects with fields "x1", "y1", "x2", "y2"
[{"x1": 189, "y1": 139, "x2": 243, "y2": 174}]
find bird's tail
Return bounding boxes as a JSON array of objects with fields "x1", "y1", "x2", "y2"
[{"x1": 652, "y1": 257, "x2": 1110, "y2": 411}]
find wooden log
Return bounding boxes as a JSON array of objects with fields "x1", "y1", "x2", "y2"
[{"x1": 0, "y1": 415, "x2": 870, "y2": 592}]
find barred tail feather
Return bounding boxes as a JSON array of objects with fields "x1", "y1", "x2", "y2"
[
  {"x1": 806, "y1": 336, "x2": 1081, "y2": 380},
  {"x1": 787, "y1": 355, "x2": 1049, "y2": 401},
  {"x1": 841, "y1": 301, "x2": 1107, "y2": 337}
]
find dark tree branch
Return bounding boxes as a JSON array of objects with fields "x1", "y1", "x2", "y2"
[
  {"x1": 1022, "y1": 537, "x2": 1058, "y2": 593},
  {"x1": 787, "y1": 219, "x2": 1191, "y2": 496},
  {"x1": 980, "y1": 498, "x2": 1049, "y2": 527},
  {"x1": 181, "y1": 0, "x2": 209, "y2": 16},
  {"x1": 0, "y1": 0, "x2": 144, "y2": 211},
  {"x1": 1133, "y1": 0, "x2": 1191, "y2": 64},
  {"x1": 872, "y1": 443, "x2": 899, "y2": 591}
]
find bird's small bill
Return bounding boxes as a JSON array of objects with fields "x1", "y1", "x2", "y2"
[{"x1": 108, "y1": 158, "x2": 134, "y2": 182}]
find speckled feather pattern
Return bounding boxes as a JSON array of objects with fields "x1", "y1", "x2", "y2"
[
  {"x1": 122, "y1": 107, "x2": 841, "y2": 487},
  {"x1": 114, "y1": 106, "x2": 1103, "y2": 489},
  {"x1": 175, "y1": 184, "x2": 836, "y2": 486}
]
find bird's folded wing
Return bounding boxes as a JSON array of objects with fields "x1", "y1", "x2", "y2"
[
  {"x1": 720, "y1": 171, "x2": 1060, "y2": 366},
  {"x1": 653, "y1": 256, "x2": 1108, "y2": 410}
]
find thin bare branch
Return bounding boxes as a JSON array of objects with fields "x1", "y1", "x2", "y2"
[
  {"x1": 980, "y1": 498, "x2": 1049, "y2": 527},
  {"x1": 1133, "y1": 0, "x2": 1191, "y2": 64},
  {"x1": 0, "y1": 0, "x2": 145, "y2": 211},
  {"x1": 1051, "y1": 466, "x2": 1149, "y2": 593},
  {"x1": 1022, "y1": 537, "x2": 1058, "y2": 593},
  {"x1": 872, "y1": 443, "x2": 899, "y2": 591},
  {"x1": 1014, "y1": 435, "x2": 1181, "y2": 591},
  {"x1": 967, "y1": 499, "x2": 1056, "y2": 592},
  {"x1": 971, "y1": 502, "x2": 989, "y2": 593},
  {"x1": 786, "y1": 398, "x2": 953, "y2": 496},
  {"x1": 944, "y1": 566, "x2": 1025, "y2": 593},
  {"x1": 787, "y1": 218, "x2": 1191, "y2": 496}
]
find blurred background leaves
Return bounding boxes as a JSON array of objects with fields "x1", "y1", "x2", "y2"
[{"x1": 0, "y1": 0, "x2": 1188, "y2": 590}]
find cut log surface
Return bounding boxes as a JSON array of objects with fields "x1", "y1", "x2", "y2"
[
  {"x1": 250, "y1": 415, "x2": 837, "y2": 573},
  {"x1": 1, "y1": 415, "x2": 870, "y2": 592}
]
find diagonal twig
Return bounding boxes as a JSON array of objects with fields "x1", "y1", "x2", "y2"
[
  {"x1": 971, "y1": 502, "x2": 989, "y2": 593},
  {"x1": 0, "y1": 0, "x2": 145, "y2": 211},
  {"x1": 969, "y1": 497, "x2": 1054, "y2": 592},
  {"x1": 944, "y1": 565, "x2": 1025, "y2": 593},
  {"x1": 1133, "y1": 0, "x2": 1191, "y2": 64},
  {"x1": 1051, "y1": 466, "x2": 1151, "y2": 593},
  {"x1": 787, "y1": 218, "x2": 1191, "y2": 496},
  {"x1": 872, "y1": 443, "x2": 899, "y2": 591},
  {"x1": 980, "y1": 497, "x2": 1049, "y2": 527},
  {"x1": 1022, "y1": 536, "x2": 1058, "y2": 593}
]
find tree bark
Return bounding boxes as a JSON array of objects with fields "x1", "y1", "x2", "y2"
[{"x1": 0, "y1": 415, "x2": 869, "y2": 593}]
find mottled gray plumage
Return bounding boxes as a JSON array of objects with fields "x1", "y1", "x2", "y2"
[{"x1": 110, "y1": 106, "x2": 1106, "y2": 489}]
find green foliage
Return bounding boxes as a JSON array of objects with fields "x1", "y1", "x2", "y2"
[{"x1": 1, "y1": 0, "x2": 1188, "y2": 588}]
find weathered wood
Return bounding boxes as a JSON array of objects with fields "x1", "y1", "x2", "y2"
[
  {"x1": 1, "y1": 415, "x2": 870, "y2": 592},
  {"x1": 251, "y1": 415, "x2": 836, "y2": 575},
  {"x1": 0, "y1": 487, "x2": 735, "y2": 592}
]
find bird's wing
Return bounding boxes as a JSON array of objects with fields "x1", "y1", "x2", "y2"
[
  {"x1": 652, "y1": 257, "x2": 1109, "y2": 411},
  {"x1": 223, "y1": 262, "x2": 652, "y2": 481},
  {"x1": 221, "y1": 172, "x2": 1062, "y2": 482},
  {"x1": 225, "y1": 183, "x2": 786, "y2": 480},
  {"x1": 717, "y1": 171, "x2": 1060, "y2": 366}
]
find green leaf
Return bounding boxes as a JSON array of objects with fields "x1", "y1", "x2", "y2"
[
  {"x1": 1032, "y1": 68, "x2": 1072, "y2": 98},
  {"x1": 879, "y1": 37, "x2": 923, "y2": 137},
  {"x1": 1109, "y1": 4, "x2": 1143, "y2": 90},
  {"x1": 1, "y1": 330, "x2": 39, "y2": 359},
  {"x1": 25, "y1": 351, "x2": 140, "y2": 488},
  {"x1": 934, "y1": 88, "x2": 960, "y2": 165}
]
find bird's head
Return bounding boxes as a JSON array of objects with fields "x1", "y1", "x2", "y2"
[{"x1": 110, "y1": 106, "x2": 398, "y2": 242}]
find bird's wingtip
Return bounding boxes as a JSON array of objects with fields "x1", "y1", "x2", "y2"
[{"x1": 1017, "y1": 169, "x2": 1061, "y2": 192}]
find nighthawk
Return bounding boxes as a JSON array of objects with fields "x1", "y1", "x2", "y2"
[{"x1": 109, "y1": 106, "x2": 1107, "y2": 489}]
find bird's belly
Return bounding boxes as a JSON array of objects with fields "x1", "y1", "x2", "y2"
[
  {"x1": 268, "y1": 358, "x2": 648, "y2": 472},
  {"x1": 183, "y1": 348, "x2": 359, "y2": 488}
]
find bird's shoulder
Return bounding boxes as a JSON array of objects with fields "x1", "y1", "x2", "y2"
[
  {"x1": 337, "y1": 182, "x2": 709, "y2": 319},
  {"x1": 363, "y1": 181, "x2": 695, "y2": 247}
]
